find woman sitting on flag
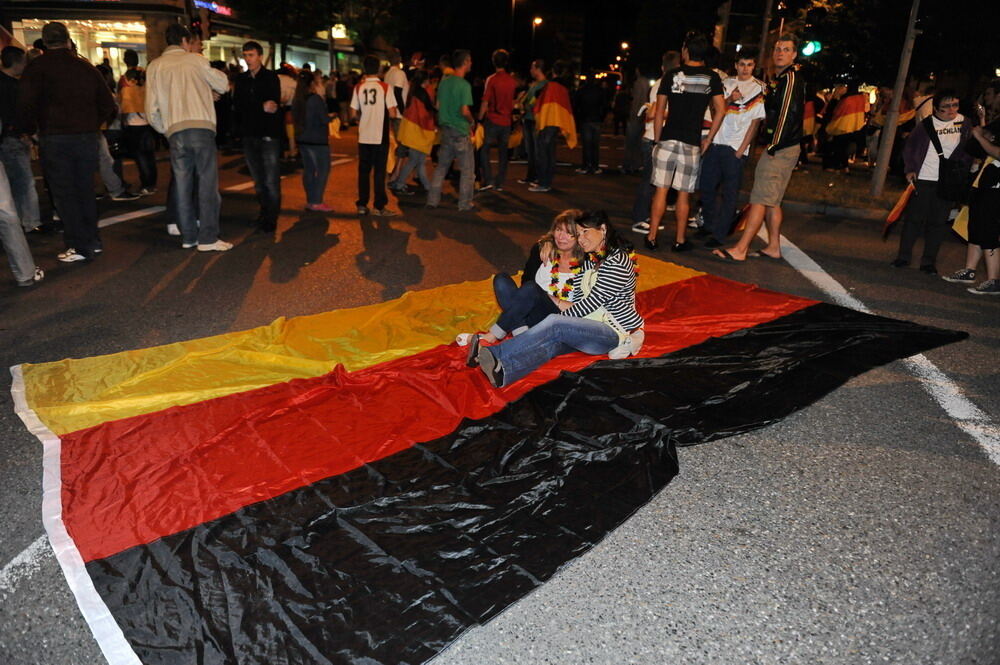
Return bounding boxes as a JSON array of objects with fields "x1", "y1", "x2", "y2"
[
  {"x1": 471, "y1": 210, "x2": 644, "y2": 388},
  {"x1": 390, "y1": 69, "x2": 436, "y2": 195},
  {"x1": 460, "y1": 209, "x2": 585, "y2": 358}
]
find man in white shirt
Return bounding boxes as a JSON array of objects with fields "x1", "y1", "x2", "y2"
[
  {"x1": 146, "y1": 23, "x2": 231, "y2": 251},
  {"x1": 351, "y1": 55, "x2": 398, "y2": 216},
  {"x1": 698, "y1": 51, "x2": 766, "y2": 246}
]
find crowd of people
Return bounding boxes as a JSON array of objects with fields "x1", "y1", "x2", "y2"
[{"x1": 1, "y1": 20, "x2": 998, "y2": 298}]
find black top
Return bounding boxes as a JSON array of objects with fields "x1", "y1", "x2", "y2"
[
  {"x1": 0, "y1": 71, "x2": 19, "y2": 139},
  {"x1": 656, "y1": 65, "x2": 723, "y2": 146},
  {"x1": 15, "y1": 48, "x2": 116, "y2": 136},
  {"x1": 234, "y1": 67, "x2": 283, "y2": 138},
  {"x1": 521, "y1": 243, "x2": 543, "y2": 287},
  {"x1": 574, "y1": 82, "x2": 608, "y2": 123},
  {"x1": 294, "y1": 94, "x2": 329, "y2": 145}
]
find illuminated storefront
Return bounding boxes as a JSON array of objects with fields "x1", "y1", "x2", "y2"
[{"x1": 1, "y1": 0, "x2": 356, "y2": 77}]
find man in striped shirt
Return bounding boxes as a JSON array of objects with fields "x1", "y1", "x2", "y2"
[{"x1": 714, "y1": 35, "x2": 805, "y2": 262}]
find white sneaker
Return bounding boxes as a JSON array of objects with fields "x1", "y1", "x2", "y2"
[
  {"x1": 57, "y1": 248, "x2": 87, "y2": 262},
  {"x1": 182, "y1": 241, "x2": 197, "y2": 249},
  {"x1": 167, "y1": 223, "x2": 181, "y2": 236},
  {"x1": 197, "y1": 240, "x2": 233, "y2": 252},
  {"x1": 631, "y1": 220, "x2": 665, "y2": 233},
  {"x1": 608, "y1": 329, "x2": 645, "y2": 360},
  {"x1": 17, "y1": 267, "x2": 45, "y2": 287}
]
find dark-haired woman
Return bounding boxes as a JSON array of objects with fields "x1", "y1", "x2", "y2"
[
  {"x1": 292, "y1": 71, "x2": 333, "y2": 211},
  {"x1": 474, "y1": 210, "x2": 644, "y2": 388},
  {"x1": 462, "y1": 209, "x2": 584, "y2": 356}
]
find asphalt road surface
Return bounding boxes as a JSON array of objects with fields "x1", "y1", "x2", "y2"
[{"x1": 1, "y1": 129, "x2": 998, "y2": 665}]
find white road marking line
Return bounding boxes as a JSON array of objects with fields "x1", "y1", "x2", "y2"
[
  {"x1": 98, "y1": 206, "x2": 166, "y2": 228},
  {"x1": 775, "y1": 231, "x2": 1000, "y2": 466},
  {"x1": 0, "y1": 534, "x2": 49, "y2": 598}
]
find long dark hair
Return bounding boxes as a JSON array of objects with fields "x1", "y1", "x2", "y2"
[
  {"x1": 291, "y1": 70, "x2": 316, "y2": 134},
  {"x1": 576, "y1": 210, "x2": 633, "y2": 255}
]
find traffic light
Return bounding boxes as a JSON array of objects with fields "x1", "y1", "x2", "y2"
[{"x1": 800, "y1": 40, "x2": 822, "y2": 57}]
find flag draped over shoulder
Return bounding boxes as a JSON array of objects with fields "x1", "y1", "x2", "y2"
[
  {"x1": 397, "y1": 91, "x2": 437, "y2": 154},
  {"x1": 803, "y1": 100, "x2": 817, "y2": 136},
  {"x1": 534, "y1": 80, "x2": 577, "y2": 148},
  {"x1": 11, "y1": 257, "x2": 966, "y2": 665},
  {"x1": 825, "y1": 93, "x2": 868, "y2": 136}
]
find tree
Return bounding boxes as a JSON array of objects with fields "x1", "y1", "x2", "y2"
[{"x1": 230, "y1": 0, "x2": 344, "y2": 64}]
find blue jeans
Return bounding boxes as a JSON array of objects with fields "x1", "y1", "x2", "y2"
[
  {"x1": 489, "y1": 273, "x2": 559, "y2": 339},
  {"x1": 299, "y1": 143, "x2": 330, "y2": 205},
  {"x1": 243, "y1": 135, "x2": 282, "y2": 226},
  {"x1": 123, "y1": 125, "x2": 157, "y2": 189},
  {"x1": 535, "y1": 126, "x2": 559, "y2": 187},
  {"x1": 699, "y1": 144, "x2": 746, "y2": 242},
  {"x1": 580, "y1": 121, "x2": 601, "y2": 172},
  {"x1": 0, "y1": 136, "x2": 40, "y2": 231},
  {"x1": 168, "y1": 128, "x2": 221, "y2": 245},
  {"x1": 523, "y1": 118, "x2": 538, "y2": 182},
  {"x1": 392, "y1": 148, "x2": 431, "y2": 191},
  {"x1": 623, "y1": 117, "x2": 644, "y2": 172},
  {"x1": 631, "y1": 138, "x2": 656, "y2": 223},
  {"x1": 0, "y1": 162, "x2": 37, "y2": 281},
  {"x1": 428, "y1": 126, "x2": 474, "y2": 209},
  {"x1": 488, "y1": 314, "x2": 620, "y2": 386},
  {"x1": 39, "y1": 133, "x2": 101, "y2": 256},
  {"x1": 479, "y1": 120, "x2": 511, "y2": 187},
  {"x1": 98, "y1": 133, "x2": 125, "y2": 196}
]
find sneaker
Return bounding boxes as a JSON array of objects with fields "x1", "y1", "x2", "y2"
[
  {"x1": 574, "y1": 168, "x2": 589, "y2": 174},
  {"x1": 494, "y1": 186, "x2": 504, "y2": 192},
  {"x1": 479, "y1": 183, "x2": 495, "y2": 191},
  {"x1": 110, "y1": 191, "x2": 140, "y2": 201},
  {"x1": 17, "y1": 267, "x2": 45, "y2": 287},
  {"x1": 167, "y1": 223, "x2": 181, "y2": 236},
  {"x1": 592, "y1": 168, "x2": 604, "y2": 175},
  {"x1": 457, "y1": 203, "x2": 477, "y2": 212},
  {"x1": 671, "y1": 241, "x2": 692, "y2": 252},
  {"x1": 666, "y1": 204, "x2": 676, "y2": 212},
  {"x1": 919, "y1": 264, "x2": 937, "y2": 275},
  {"x1": 631, "y1": 220, "x2": 666, "y2": 233},
  {"x1": 968, "y1": 279, "x2": 1000, "y2": 295},
  {"x1": 139, "y1": 187, "x2": 157, "y2": 196},
  {"x1": 517, "y1": 178, "x2": 536, "y2": 185},
  {"x1": 307, "y1": 203, "x2": 335, "y2": 211},
  {"x1": 608, "y1": 329, "x2": 644, "y2": 360},
  {"x1": 373, "y1": 208, "x2": 398, "y2": 217},
  {"x1": 356, "y1": 206, "x2": 370, "y2": 215},
  {"x1": 477, "y1": 346, "x2": 505, "y2": 388},
  {"x1": 57, "y1": 248, "x2": 88, "y2": 262},
  {"x1": 392, "y1": 187, "x2": 415, "y2": 196},
  {"x1": 182, "y1": 241, "x2": 197, "y2": 249},
  {"x1": 528, "y1": 184, "x2": 551, "y2": 192},
  {"x1": 197, "y1": 240, "x2": 233, "y2": 252},
  {"x1": 942, "y1": 268, "x2": 976, "y2": 284}
]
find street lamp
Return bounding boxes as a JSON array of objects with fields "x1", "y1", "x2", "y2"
[
  {"x1": 621, "y1": 41, "x2": 629, "y2": 50},
  {"x1": 531, "y1": 16, "x2": 543, "y2": 55}
]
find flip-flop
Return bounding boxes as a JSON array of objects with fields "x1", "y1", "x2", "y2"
[
  {"x1": 749, "y1": 251, "x2": 782, "y2": 261},
  {"x1": 712, "y1": 248, "x2": 745, "y2": 262}
]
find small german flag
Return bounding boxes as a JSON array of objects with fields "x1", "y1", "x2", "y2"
[
  {"x1": 12, "y1": 259, "x2": 964, "y2": 665},
  {"x1": 825, "y1": 93, "x2": 869, "y2": 136},
  {"x1": 397, "y1": 91, "x2": 437, "y2": 155},
  {"x1": 534, "y1": 80, "x2": 578, "y2": 149}
]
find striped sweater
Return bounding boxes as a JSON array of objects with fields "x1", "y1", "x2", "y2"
[{"x1": 563, "y1": 249, "x2": 643, "y2": 332}]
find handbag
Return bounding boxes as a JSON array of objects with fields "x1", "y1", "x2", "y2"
[{"x1": 924, "y1": 117, "x2": 972, "y2": 202}]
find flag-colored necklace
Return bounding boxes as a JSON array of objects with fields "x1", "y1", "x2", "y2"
[{"x1": 549, "y1": 255, "x2": 582, "y2": 300}]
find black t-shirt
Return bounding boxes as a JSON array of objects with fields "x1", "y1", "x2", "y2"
[{"x1": 657, "y1": 65, "x2": 723, "y2": 145}]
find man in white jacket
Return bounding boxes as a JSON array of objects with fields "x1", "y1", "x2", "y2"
[{"x1": 146, "y1": 23, "x2": 231, "y2": 251}]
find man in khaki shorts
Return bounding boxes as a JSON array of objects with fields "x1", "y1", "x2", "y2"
[{"x1": 714, "y1": 35, "x2": 805, "y2": 262}]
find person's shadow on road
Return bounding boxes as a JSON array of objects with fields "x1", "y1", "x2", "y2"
[
  {"x1": 355, "y1": 216, "x2": 424, "y2": 299},
  {"x1": 268, "y1": 213, "x2": 340, "y2": 283}
]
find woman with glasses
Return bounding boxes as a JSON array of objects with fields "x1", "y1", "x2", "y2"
[
  {"x1": 471, "y1": 210, "x2": 644, "y2": 388},
  {"x1": 893, "y1": 90, "x2": 973, "y2": 274}
]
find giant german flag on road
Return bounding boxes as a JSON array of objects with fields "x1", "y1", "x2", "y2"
[
  {"x1": 11, "y1": 257, "x2": 964, "y2": 665},
  {"x1": 534, "y1": 80, "x2": 578, "y2": 149}
]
